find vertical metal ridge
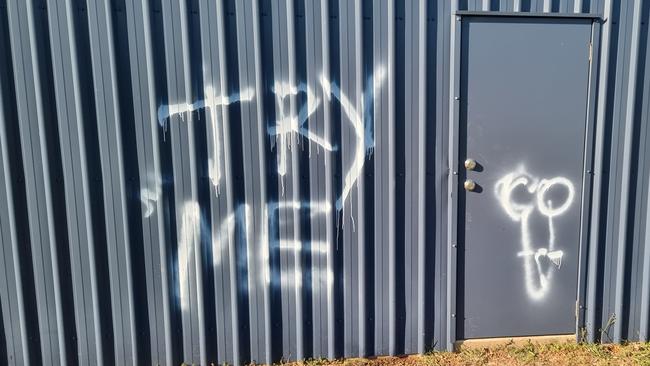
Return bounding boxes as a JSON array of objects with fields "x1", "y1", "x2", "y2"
[
  {"x1": 435, "y1": 0, "x2": 447, "y2": 351},
  {"x1": 49, "y1": 0, "x2": 104, "y2": 363},
  {"x1": 574, "y1": 0, "x2": 583, "y2": 13},
  {"x1": 446, "y1": 0, "x2": 460, "y2": 351},
  {"x1": 159, "y1": 0, "x2": 196, "y2": 360},
  {"x1": 250, "y1": 0, "x2": 272, "y2": 362},
  {"x1": 0, "y1": 63, "x2": 30, "y2": 366},
  {"x1": 339, "y1": 0, "x2": 352, "y2": 357},
  {"x1": 416, "y1": 0, "x2": 427, "y2": 354},
  {"x1": 146, "y1": 0, "x2": 174, "y2": 360},
  {"x1": 282, "y1": 0, "x2": 303, "y2": 360},
  {"x1": 183, "y1": 0, "x2": 206, "y2": 362},
  {"x1": 196, "y1": 0, "x2": 224, "y2": 362},
  {"x1": 233, "y1": 0, "x2": 268, "y2": 362},
  {"x1": 371, "y1": 0, "x2": 387, "y2": 355},
  {"x1": 0, "y1": 119, "x2": 18, "y2": 366},
  {"x1": 402, "y1": 0, "x2": 412, "y2": 352},
  {"x1": 124, "y1": 0, "x2": 173, "y2": 363},
  {"x1": 403, "y1": 0, "x2": 416, "y2": 352},
  {"x1": 353, "y1": 0, "x2": 365, "y2": 357},
  {"x1": 639, "y1": 6, "x2": 650, "y2": 340},
  {"x1": 148, "y1": 0, "x2": 173, "y2": 357},
  {"x1": 10, "y1": 0, "x2": 69, "y2": 363},
  {"x1": 4, "y1": 1, "x2": 45, "y2": 363},
  {"x1": 641, "y1": 161, "x2": 650, "y2": 341},
  {"x1": 318, "y1": 0, "x2": 336, "y2": 359},
  {"x1": 613, "y1": 0, "x2": 643, "y2": 342},
  {"x1": 85, "y1": 0, "x2": 138, "y2": 362},
  {"x1": 72, "y1": 0, "x2": 105, "y2": 360},
  {"x1": 47, "y1": 1, "x2": 89, "y2": 361},
  {"x1": 267, "y1": 1, "x2": 292, "y2": 355},
  {"x1": 234, "y1": 1, "x2": 255, "y2": 360},
  {"x1": 387, "y1": 0, "x2": 397, "y2": 356},
  {"x1": 586, "y1": 0, "x2": 613, "y2": 343},
  {"x1": 212, "y1": 0, "x2": 240, "y2": 364},
  {"x1": 303, "y1": 0, "x2": 327, "y2": 359},
  {"x1": 602, "y1": 4, "x2": 626, "y2": 337},
  {"x1": 166, "y1": 0, "x2": 203, "y2": 361},
  {"x1": 412, "y1": 0, "x2": 421, "y2": 352}
]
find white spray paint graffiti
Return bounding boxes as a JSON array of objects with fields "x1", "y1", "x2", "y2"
[
  {"x1": 178, "y1": 202, "x2": 255, "y2": 311},
  {"x1": 211, "y1": 205, "x2": 238, "y2": 268},
  {"x1": 495, "y1": 168, "x2": 575, "y2": 300},
  {"x1": 157, "y1": 87, "x2": 255, "y2": 127},
  {"x1": 173, "y1": 199, "x2": 332, "y2": 311},
  {"x1": 320, "y1": 66, "x2": 387, "y2": 210},
  {"x1": 266, "y1": 200, "x2": 332, "y2": 288},
  {"x1": 140, "y1": 175, "x2": 163, "y2": 218},
  {"x1": 156, "y1": 65, "x2": 386, "y2": 212},
  {"x1": 177, "y1": 201, "x2": 201, "y2": 311},
  {"x1": 269, "y1": 82, "x2": 333, "y2": 178},
  {"x1": 267, "y1": 66, "x2": 387, "y2": 210},
  {"x1": 150, "y1": 66, "x2": 388, "y2": 312},
  {"x1": 204, "y1": 86, "x2": 254, "y2": 189},
  {"x1": 140, "y1": 187, "x2": 160, "y2": 218},
  {"x1": 157, "y1": 86, "x2": 255, "y2": 190}
]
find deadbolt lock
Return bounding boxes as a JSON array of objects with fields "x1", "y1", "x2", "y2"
[
  {"x1": 464, "y1": 179, "x2": 476, "y2": 191},
  {"x1": 464, "y1": 158, "x2": 477, "y2": 170}
]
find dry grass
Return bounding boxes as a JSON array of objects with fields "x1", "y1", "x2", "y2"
[{"x1": 277, "y1": 341, "x2": 650, "y2": 366}]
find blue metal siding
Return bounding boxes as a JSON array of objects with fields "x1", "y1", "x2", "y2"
[{"x1": 0, "y1": 0, "x2": 647, "y2": 365}]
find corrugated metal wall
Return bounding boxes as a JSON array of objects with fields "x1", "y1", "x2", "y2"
[{"x1": 0, "y1": 0, "x2": 648, "y2": 365}]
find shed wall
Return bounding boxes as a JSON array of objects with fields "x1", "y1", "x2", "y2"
[{"x1": 0, "y1": 0, "x2": 648, "y2": 365}]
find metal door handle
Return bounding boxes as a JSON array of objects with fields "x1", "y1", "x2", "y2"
[
  {"x1": 464, "y1": 179, "x2": 476, "y2": 191},
  {"x1": 465, "y1": 158, "x2": 477, "y2": 170}
]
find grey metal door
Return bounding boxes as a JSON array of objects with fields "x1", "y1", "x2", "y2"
[{"x1": 458, "y1": 16, "x2": 593, "y2": 339}]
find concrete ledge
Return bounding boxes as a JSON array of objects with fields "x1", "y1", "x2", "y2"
[{"x1": 455, "y1": 334, "x2": 576, "y2": 351}]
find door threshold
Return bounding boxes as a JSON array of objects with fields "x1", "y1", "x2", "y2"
[{"x1": 454, "y1": 334, "x2": 576, "y2": 351}]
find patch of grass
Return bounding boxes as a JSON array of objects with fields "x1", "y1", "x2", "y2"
[{"x1": 273, "y1": 341, "x2": 650, "y2": 366}]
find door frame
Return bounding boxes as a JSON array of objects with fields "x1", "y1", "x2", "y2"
[{"x1": 446, "y1": 11, "x2": 603, "y2": 350}]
